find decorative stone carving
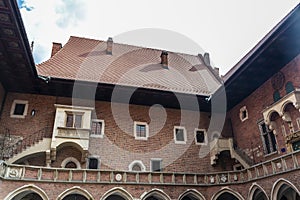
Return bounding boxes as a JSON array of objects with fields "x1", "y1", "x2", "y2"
[
  {"x1": 6, "y1": 167, "x2": 22, "y2": 178},
  {"x1": 271, "y1": 71, "x2": 285, "y2": 90}
]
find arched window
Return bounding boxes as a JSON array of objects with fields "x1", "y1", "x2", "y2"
[
  {"x1": 285, "y1": 81, "x2": 294, "y2": 94},
  {"x1": 273, "y1": 90, "x2": 281, "y2": 102},
  {"x1": 65, "y1": 161, "x2": 77, "y2": 168},
  {"x1": 128, "y1": 160, "x2": 146, "y2": 172}
]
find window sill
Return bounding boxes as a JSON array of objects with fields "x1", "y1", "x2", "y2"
[
  {"x1": 174, "y1": 141, "x2": 187, "y2": 144},
  {"x1": 135, "y1": 137, "x2": 148, "y2": 141},
  {"x1": 10, "y1": 114, "x2": 26, "y2": 119},
  {"x1": 90, "y1": 134, "x2": 104, "y2": 138},
  {"x1": 57, "y1": 127, "x2": 90, "y2": 131}
]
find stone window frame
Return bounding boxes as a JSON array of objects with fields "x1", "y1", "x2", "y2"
[
  {"x1": 88, "y1": 156, "x2": 100, "y2": 169},
  {"x1": 10, "y1": 100, "x2": 29, "y2": 119},
  {"x1": 65, "y1": 111, "x2": 84, "y2": 128},
  {"x1": 61, "y1": 157, "x2": 81, "y2": 169},
  {"x1": 239, "y1": 106, "x2": 248, "y2": 122},
  {"x1": 258, "y1": 120, "x2": 278, "y2": 155},
  {"x1": 150, "y1": 158, "x2": 162, "y2": 172},
  {"x1": 173, "y1": 126, "x2": 187, "y2": 144},
  {"x1": 90, "y1": 119, "x2": 105, "y2": 138},
  {"x1": 194, "y1": 128, "x2": 207, "y2": 145},
  {"x1": 134, "y1": 121, "x2": 149, "y2": 140},
  {"x1": 128, "y1": 160, "x2": 146, "y2": 172}
]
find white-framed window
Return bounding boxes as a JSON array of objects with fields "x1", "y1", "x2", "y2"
[
  {"x1": 88, "y1": 157, "x2": 100, "y2": 169},
  {"x1": 150, "y1": 159, "x2": 162, "y2": 172},
  {"x1": 194, "y1": 129, "x2": 207, "y2": 145},
  {"x1": 128, "y1": 160, "x2": 146, "y2": 172},
  {"x1": 134, "y1": 121, "x2": 149, "y2": 140},
  {"x1": 239, "y1": 106, "x2": 248, "y2": 122},
  {"x1": 65, "y1": 112, "x2": 83, "y2": 128},
  {"x1": 258, "y1": 120, "x2": 277, "y2": 155},
  {"x1": 91, "y1": 119, "x2": 104, "y2": 137},
  {"x1": 174, "y1": 126, "x2": 187, "y2": 144},
  {"x1": 10, "y1": 100, "x2": 28, "y2": 118}
]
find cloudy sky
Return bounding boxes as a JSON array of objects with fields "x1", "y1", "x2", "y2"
[{"x1": 18, "y1": 0, "x2": 299, "y2": 75}]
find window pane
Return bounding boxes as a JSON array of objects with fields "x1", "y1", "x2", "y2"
[
  {"x1": 263, "y1": 134, "x2": 271, "y2": 154},
  {"x1": 270, "y1": 131, "x2": 277, "y2": 151},
  {"x1": 136, "y1": 124, "x2": 146, "y2": 137},
  {"x1": 151, "y1": 160, "x2": 161, "y2": 172},
  {"x1": 285, "y1": 82, "x2": 294, "y2": 94},
  {"x1": 66, "y1": 114, "x2": 74, "y2": 127},
  {"x1": 196, "y1": 131, "x2": 205, "y2": 143},
  {"x1": 75, "y1": 114, "x2": 82, "y2": 128},
  {"x1": 65, "y1": 161, "x2": 77, "y2": 168},
  {"x1": 176, "y1": 129, "x2": 184, "y2": 141},
  {"x1": 92, "y1": 121, "x2": 102, "y2": 135},
  {"x1": 88, "y1": 158, "x2": 98, "y2": 169},
  {"x1": 132, "y1": 164, "x2": 142, "y2": 171},
  {"x1": 14, "y1": 103, "x2": 25, "y2": 115}
]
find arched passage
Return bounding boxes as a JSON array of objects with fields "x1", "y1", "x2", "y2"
[
  {"x1": 4, "y1": 184, "x2": 48, "y2": 200},
  {"x1": 212, "y1": 188, "x2": 244, "y2": 200},
  {"x1": 248, "y1": 184, "x2": 268, "y2": 200},
  {"x1": 101, "y1": 187, "x2": 133, "y2": 200},
  {"x1": 61, "y1": 194, "x2": 88, "y2": 200},
  {"x1": 179, "y1": 189, "x2": 205, "y2": 200},
  {"x1": 141, "y1": 189, "x2": 171, "y2": 200},
  {"x1": 272, "y1": 179, "x2": 300, "y2": 200},
  {"x1": 57, "y1": 186, "x2": 94, "y2": 200}
]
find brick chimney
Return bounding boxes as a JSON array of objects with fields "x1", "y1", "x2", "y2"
[
  {"x1": 106, "y1": 37, "x2": 113, "y2": 55},
  {"x1": 51, "y1": 42, "x2": 62, "y2": 57},
  {"x1": 161, "y1": 51, "x2": 168, "y2": 68}
]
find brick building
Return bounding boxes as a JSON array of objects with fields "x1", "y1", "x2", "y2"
[{"x1": 0, "y1": 0, "x2": 299, "y2": 200}]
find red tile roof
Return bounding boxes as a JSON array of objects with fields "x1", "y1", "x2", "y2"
[{"x1": 37, "y1": 36, "x2": 221, "y2": 96}]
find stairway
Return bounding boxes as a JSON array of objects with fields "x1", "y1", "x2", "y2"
[
  {"x1": 0, "y1": 127, "x2": 52, "y2": 163},
  {"x1": 210, "y1": 138, "x2": 253, "y2": 169}
]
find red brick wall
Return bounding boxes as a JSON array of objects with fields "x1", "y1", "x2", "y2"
[
  {"x1": 0, "y1": 92, "x2": 227, "y2": 172},
  {"x1": 0, "y1": 170, "x2": 298, "y2": 200},
  {"x1": 228, "y1": 54, "x2": 300, "y2": 163}
]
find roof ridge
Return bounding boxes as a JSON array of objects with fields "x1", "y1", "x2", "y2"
[{"x1": 68, "y1": 35, "x2": 202, "y2": 58}]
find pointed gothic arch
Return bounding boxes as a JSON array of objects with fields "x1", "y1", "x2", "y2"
[
  {"x1": 57, "y1": 186, "x2": 94, "y2": 200},
  {"x1": 211, "y1": 187, "x2": 244, "y2": 200},
  {"x1": 141, "y1": 188, "x2": 171, "y2": 200},
  {"x1": 248, "y1": 183, "x2": 269, "y2": 200},
  {"x1": 4, "y1": 184, "x2": 49, "y2": 200},
  {"x1": 178, "y1": 189, "x2": 206, "y2": 200},
  {"x1": 100, "y1": 187, "x2": 133, "y2": 200},
  {"x1": 271, "y1": 178, "x2": 300, "y2": 200}
]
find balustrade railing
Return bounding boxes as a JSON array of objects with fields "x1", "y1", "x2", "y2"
[
  {"x1": 1, "y1": 149, "x2": 299, "y2": 186},
  {"x1": 0, "y1": 127, "x2": 52, "y2": 160}
]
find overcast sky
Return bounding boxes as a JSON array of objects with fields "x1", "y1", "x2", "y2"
[{"x1": 18, "y1": 0, "x2": 299, "y2": 75}]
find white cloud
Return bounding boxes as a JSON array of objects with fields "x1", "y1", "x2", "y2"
[{"x1": 19, "y1": 0, "x2": 299, "y2": 74}]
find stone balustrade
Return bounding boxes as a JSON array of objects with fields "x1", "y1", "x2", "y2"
[{"x1": 0, "y1": 150, "x2": 299, "y2": 186}]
